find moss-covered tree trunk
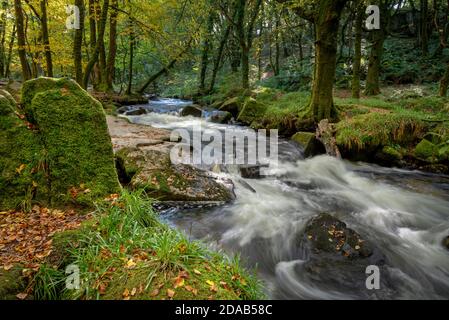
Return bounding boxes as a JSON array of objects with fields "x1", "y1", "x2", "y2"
[
  {"x1": 198, "y1": 12, "x2": 214, "y2": 95},
  {"x1": 439, "y1": 60, "x2": 449, "y2": 96},
  {"x1": 106, "y1": 0, "x2": 118, "y2": 92},
  {"x1": 126, "y1": 20, "x2": 134, "y2": 95},
  {"x1": 14, "y1": 0, "x2": 31, "y2": 81},
  {"x1": 74, "y1": 0, "x2": 85, "y2": 85},
  {"x1": 352, "y1": 10, "x2": 363, "y2": 99},
  {"x1": 365, "y1": 28, "x2": 384, "y2": 96},
  {"x1": 40, "y1": 0, "x2": 53, "y2": 77},
  {"x1": 308, "y1": 0, "x2": 347, "y2": 122}
]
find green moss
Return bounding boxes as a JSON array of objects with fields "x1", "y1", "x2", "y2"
[
  {"x1": 0, "y1": 89, "x2": 17, "y2": 108},
  {"x1": 0, "y1": 266, "x2": 27, "y2": 300},
  {"x1": 415, "y1": 139, "x2": 439, "y2": 161},
  {"x1": 381, "y1": 146, "x2": 403, "y2": 161},
  {"x1": 0, "y1": 95, "x2": 45, "y2": 211},
  {"x1": 237, "y1": 97, "x2": 267, "y2": 124},
  {"x1": 22, "y1": 77, "x2": 83, "y2": 123},
  {"x1": 219, "y1": 97, "x2": 243, "y2": 117},
  {"x1": 29, "y1": 83, "x2": 121, "y2": 206}
]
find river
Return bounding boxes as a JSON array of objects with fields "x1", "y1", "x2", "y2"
[{"x1": 122, "y1": 98, "x2": 449, "y2": 300}]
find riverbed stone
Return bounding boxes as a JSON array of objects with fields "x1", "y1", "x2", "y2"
[
  {"x1": 291, "y1": 132, "x2": 326, "y2": 158},
  {"x1": 210, "y1": 111, "x2": 232, "y2": 124},
  {"x1": 298, "y1": 213, "x2": 393, "y2": 298},
  {"x1": 443, "y1": 236, "x2": 449, "y2": 251},
  {"x1": 116, "y1": 147, "x2": 234, "y2": 203},
  {"x1": 180, "y1": 105, "x2": 203, "y2": 118},
  {"x1": 304, "y1": 213, "x2": 374, "y2": 259}
]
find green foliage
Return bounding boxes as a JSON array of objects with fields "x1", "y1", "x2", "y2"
[
  {"x1": 381, "y1": 38, "x2": 449, "y2": 85},
  {"x1": 37, "y1": 190, "x2": 263, "y2": 300}
]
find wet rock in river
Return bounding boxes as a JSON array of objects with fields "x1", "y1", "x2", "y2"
[
  {"x1": 115, "y1": 146, "x2": 235, "y2": 203},
  {"x1": 210, "y1": 110, "x2": 232, "y2": 124},
  {"x1": 219, "y1": 97, "x2": 242, "y2": 118},
  {"x1": 180, "y1": 105, "x2": 203, "y2": 118},
  {"x1": 291, "y1": 132, "x2": 326, "y2": 158},
  {"x1": 443, "y1": 236, "x2": 449, "y2": 251},
  {"x1": 304, "y1": 213, "x2": 374, "y2": 258},
  {"x1": 297, "y1": 213, "x2": 393, "y2": 299}
]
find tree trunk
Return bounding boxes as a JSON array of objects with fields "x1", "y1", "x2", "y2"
[
  {"x1": 138, "y1": 38, "x2": 193, "y2": 94},
  {"x1": 198, "y1": 13, "x2": 214, "y2": 95},
  {"x1": 74, "y1": 0, "x2": 85, "y2": 85},
  {"x1": 439, "y1": 61, "x2": 449, "y2": 96},
  {"x1": 365, "y1": 29, "x2": 384, "y2": 96},
  {"x1": 14, "y1": 0, "x2": 31, "y2": 81},
  {"x1": 83, "y1": 0, "x2": 109, "y2": 89},
  {"x1": 40, "y1": 0, "x2": 53, "y2": 77},
  {"x1": 352, "y1": 10, "x2": 363, "y2": 99},
  {"x1": 106, "y1": 0, "x2": 118, "y2": 91},
  {"x1": 241, "y1": 47, "x2": 250, "y2": 89},
  {"x1": 126, "y1": 21, "x2": 134, "y2": 95},
  {"x1": 421, "y1": 0, "x2": 429, "y2": 55},
  {"x1": 209, "y1": 23, "x2": 231, "y2": 92},
  {"x1": 308, "y1": 0, "x2": 346, "y2": 122},
  {"x1": 0, "y1": 9, "x2": 7, "y2": 77},
  {"x1": 5, "y1": 25, "x2": 16, "y2": 78}
]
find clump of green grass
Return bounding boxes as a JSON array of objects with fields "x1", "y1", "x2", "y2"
[
  {"x1": 35, "y1": 189, "x2": 263, "y2": 300},
  {"x1": 336, "y1": 111, "x2": 427, "y2": 151}
]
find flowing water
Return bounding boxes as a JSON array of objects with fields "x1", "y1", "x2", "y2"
[{"x1": 124, "y1": 98, "x2": 449, "y2": 300}]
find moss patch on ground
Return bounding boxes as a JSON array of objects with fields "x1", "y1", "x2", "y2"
[
  {"x1": 34, "y1": 190, "x2": 263, "y2": 300},
  {"x1": 0, "y1": 265, "x2": 27, "y2": 300}
]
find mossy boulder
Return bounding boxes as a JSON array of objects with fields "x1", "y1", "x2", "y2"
[
  {"x1": 116, "y1": 147, "x2": 234, "y2": 203},
  {"x1": 1, "y1": 77, "x2": 121, "y2": 210},
  {"x1": 415, "y1": 139, "x2": 439, "y2": 162},
  {"x1": 219, "y1": 97, "x2": 242, "y2": 118},
  {"x1": 0, "y1": 95, "x2": 44, "y2": 210},
  {"x1": 237, "y1": 97, "x2": 267, "y2": 125},
  {"x1": 291, "y1": 132, "x2": 325, "y2": 158},
  {"x1": 375, "y1": 145, "x2": 404, "y2": 166},
  {"x1": 24, "y1": 78, "x2": 121, "y2": 206},
  {"x1": 210, "y1": 110, "x2": 232, "y2": 124},
  {"x1": 0, "y1": 266, "x2": 28, "y2": 300},
  {"x1": 180, "y1": 105, "x2": 203, "y2": 118},
  {"x1": 0, "y1": 89, "x2": 17, "y2": 107}
]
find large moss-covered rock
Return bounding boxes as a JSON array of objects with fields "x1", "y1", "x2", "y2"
[
  {"x1": 116, "y1": 147, "x2": 234, "y2": 203},
  {"x1": 24, "y1": 78, "x2": 121, "y2": 206},
  {"x1": 291, "y1": 132, "x2": 325, "y2": 158},
  {"x1": 219, "y1": 97, "x2": 242, "y2": 118},
  {"x1": 0, "y1": 95, "x2": 44, "y2": 210},
  {"x1": 237, "y1": 98, "x2": 267, "y2": 125},
  {"x1": 415, "y1": 139, "x2": 438, "y2": 162}
]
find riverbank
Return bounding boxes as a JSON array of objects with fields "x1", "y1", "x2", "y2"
[
  {"x1": 0, "y1": 80, "x2": 262, "y2": 300},
  {"x1": 189, "y1": 83, "x2": 449, "y2": 174}
]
